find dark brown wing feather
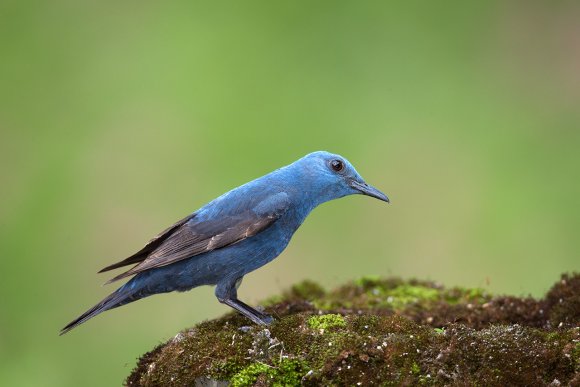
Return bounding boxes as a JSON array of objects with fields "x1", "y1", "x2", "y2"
[
  {"x1": 98, "y1": 213, "x2": 196, "y2": 273},
  {"x1": 104, "y1": 211, "x2": 278, "y2": 284}
]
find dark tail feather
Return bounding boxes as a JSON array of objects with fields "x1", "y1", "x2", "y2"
[
  {"x1": 98, "y1": 213, "x2": 195, "y2": 273},
  {"x1": 60, "y1": 286, "x2": 136, "y2": 335},
  {"x1": 98, "y1": 254, "x2": 145, "y2": 273}
]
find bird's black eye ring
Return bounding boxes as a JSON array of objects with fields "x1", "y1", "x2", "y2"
[{"x1": 330, "y1": 159, "x2": 345, "y2": 172}]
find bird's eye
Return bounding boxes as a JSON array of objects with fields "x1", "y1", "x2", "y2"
[{"x1": 330, "y1": 159, "x2": 345, "y2": 172}]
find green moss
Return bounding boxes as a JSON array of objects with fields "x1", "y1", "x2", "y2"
[
  {"x1": 230, "y1": 362, "x2": 271, "y2": 386},
  {"x1": 444, "y1": 286, "x2": 489, "y2": 304},
  {"x1": 289, "y1": 280, "x2": 325, "y2": 300},
  {"x1": 126, "y1": 273, "x2": 580, "y2": 386},
  {"x1": 230, "y1": 359, "x2": 309, "y2": 387},
  {"x1": 315, "y1": 277, "x2": 492, "y2": 313},
  {"x1": 354, "y1": 275, "x2": 381, "y2": 287},
  {"x1": 307, "y1": 314, "x2": 346, "y2": 331},
  {"x1": 411, "y1": 362, "x2": 421, "y2": 375},
  {"x1": 572, "y1": 341, "x2": 580, "y2": 370},
  {"x1": 211, "y1": 359, "x2": 245, "y2": 381},
  {"x1": 385, "y1": 284, "x2": 441, "y2": 309},
  {"x1": 545, "y1": 331, "x2": 561, "y2": 341},
  {"x1": 265, "y1": 280, "x2": 326, "y2": 307}
]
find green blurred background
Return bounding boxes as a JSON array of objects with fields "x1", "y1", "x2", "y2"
[{"x1": 1, "y1": 1, "x2": 579, "y2": 385}]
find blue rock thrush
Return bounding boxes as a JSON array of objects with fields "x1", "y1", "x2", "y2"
[{"x1": 60, "y1": 151, "x2": 388, "y2": 334}]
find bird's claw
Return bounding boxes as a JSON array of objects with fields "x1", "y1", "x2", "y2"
[{"x1": 258, "y1": 314, "x2": 274, "y2": 325}]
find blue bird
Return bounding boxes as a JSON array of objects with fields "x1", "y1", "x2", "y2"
[{"x1": 60, "y1": 151, "x2": 388, "y2": 334}]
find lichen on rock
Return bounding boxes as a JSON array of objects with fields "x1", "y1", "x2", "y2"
[{"x1": 126, "y1": 273, "x2": 580, "y2": 386}]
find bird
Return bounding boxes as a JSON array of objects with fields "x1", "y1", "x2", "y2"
[{"x1": 60, "y1": 151, "x2": 389, "y2": 334}]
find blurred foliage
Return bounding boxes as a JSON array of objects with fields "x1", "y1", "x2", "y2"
[{"x1": 0, "y1": 1, "x2": 578, "y2": 386}]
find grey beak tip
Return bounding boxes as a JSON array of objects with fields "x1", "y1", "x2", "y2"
[{"x1": 350, "y1": 179, "x2": 389, "y2": 203}]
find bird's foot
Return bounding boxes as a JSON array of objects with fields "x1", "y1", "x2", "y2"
[
  {"x1": 245, "y1": 309, "x2": 274, "y2": 326},
  {"x1": 256, "y1": 313, "x2": 274, "y2": 325}
]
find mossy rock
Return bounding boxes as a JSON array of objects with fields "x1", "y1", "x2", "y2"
[{"x1": 126, "y1": 273, "x2": 580, "y2": 386}]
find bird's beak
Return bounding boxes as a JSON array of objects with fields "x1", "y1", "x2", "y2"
[{"x1": 350, "y1": 180, "x2": 390, "y2": 203}]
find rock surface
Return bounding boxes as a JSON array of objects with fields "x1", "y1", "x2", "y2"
[{"x1": 126, "y1": 274, "x2": 580, "y2": 386}]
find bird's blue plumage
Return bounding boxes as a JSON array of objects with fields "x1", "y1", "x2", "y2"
[{"x1": 61, "y1": 151, "x2": 388, "y2": 334}]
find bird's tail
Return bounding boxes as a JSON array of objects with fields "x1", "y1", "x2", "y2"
[{"x1": 60, "y1": 282, "x2": 142, "y2": 335}]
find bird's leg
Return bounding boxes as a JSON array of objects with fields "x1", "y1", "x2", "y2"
[
  {"x1": 222, "y1": 298, "x2": 274, "y2": 325},
  {"x1": 215, "y1": 277, "x2": 274, "y2": 325}
]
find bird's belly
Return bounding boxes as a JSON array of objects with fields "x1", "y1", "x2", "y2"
[{"x1": 193, "y1": 223, "x2": 293, "y2": 280}]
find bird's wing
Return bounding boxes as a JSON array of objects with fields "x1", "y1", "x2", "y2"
[
  {"x1": 102, "y1": 192, "x2": 290, "y2": 284},
  {"x1": 98, "y1": 213, "x2": 195, "y2": 273}
]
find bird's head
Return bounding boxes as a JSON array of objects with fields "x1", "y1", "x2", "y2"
[{"x1": 297, "y1": 151, "x2": 389, "y2": 205}]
